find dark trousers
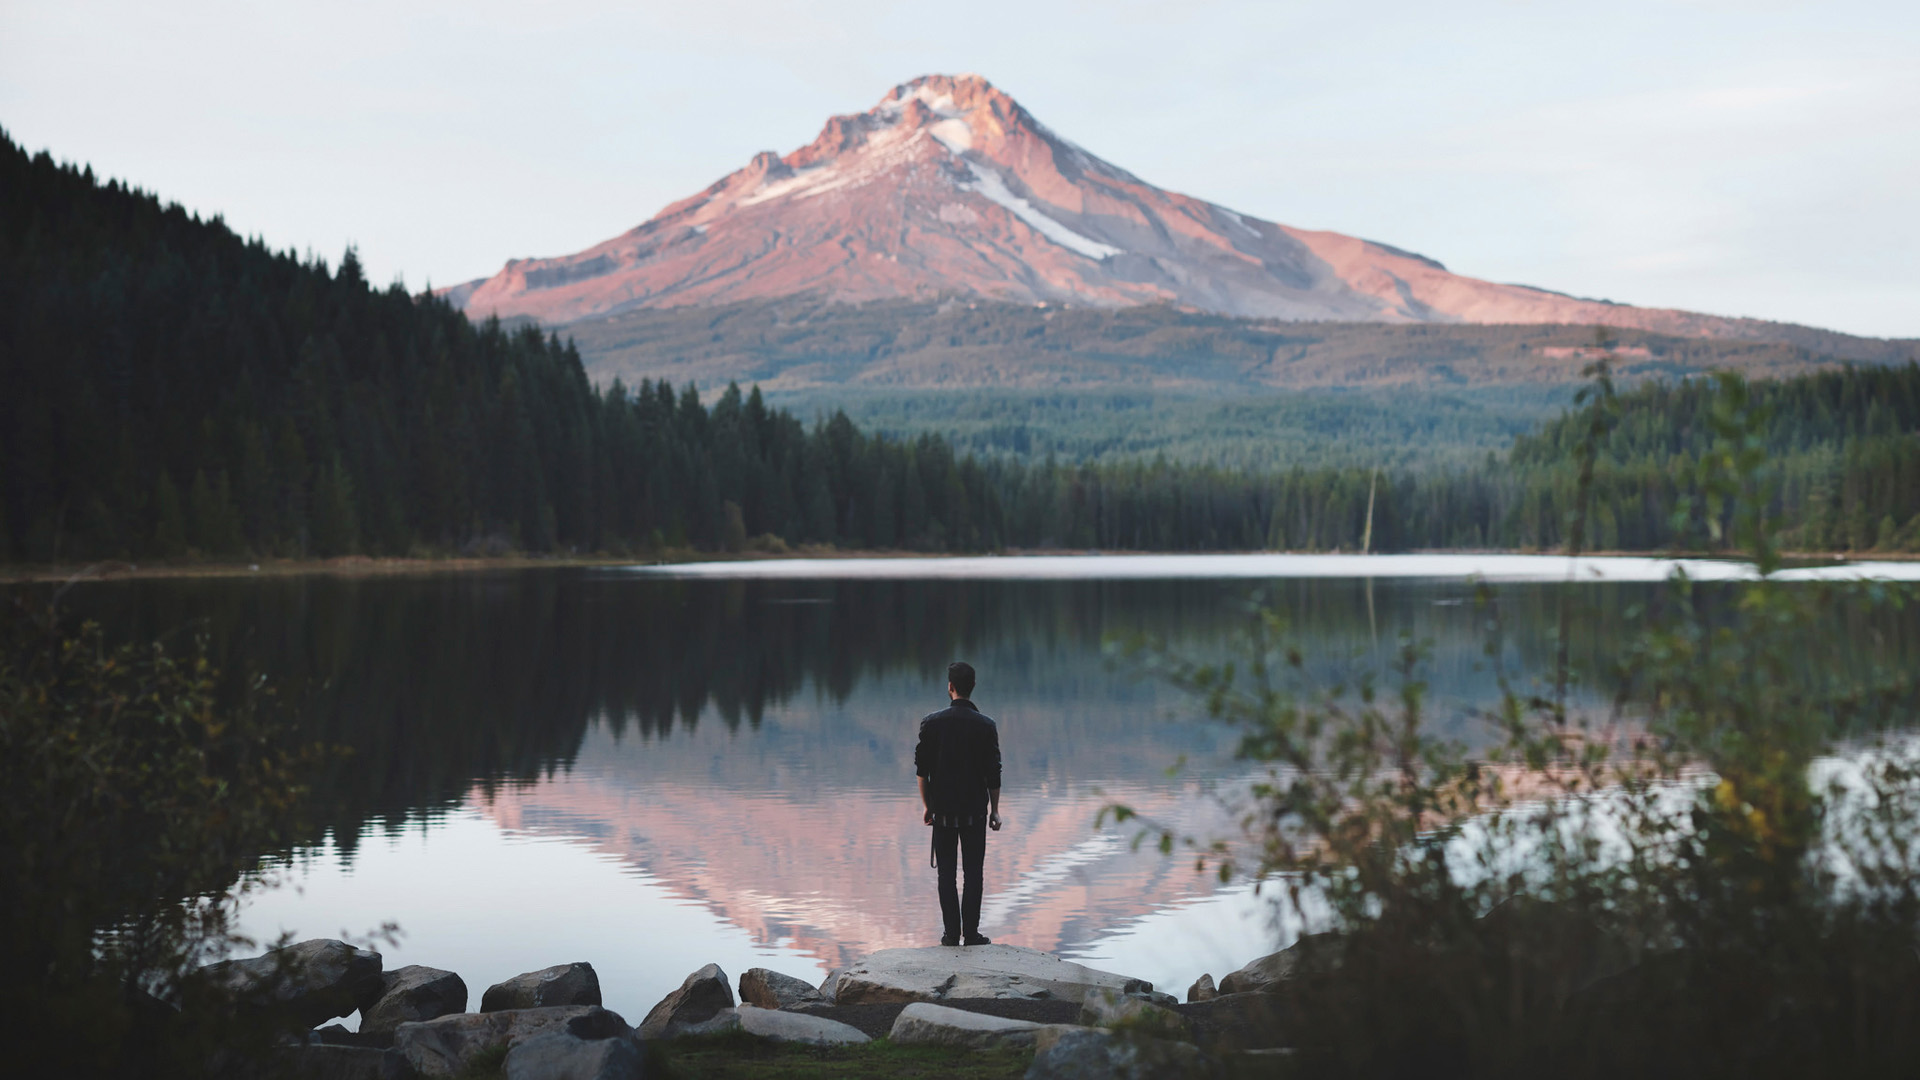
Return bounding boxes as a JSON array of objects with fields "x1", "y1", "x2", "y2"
[{"x1": 932, "y1": 820, "x2": 987, "y2": 937}]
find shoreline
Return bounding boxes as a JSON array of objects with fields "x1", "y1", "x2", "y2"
[{"x1": 2, "y1": 547, "x2": 1915, "y2": 586}]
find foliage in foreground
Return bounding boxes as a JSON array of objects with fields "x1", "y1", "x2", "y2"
[
  {"x1": 0, "y1": 590, "x2": 323, "y2": 1075},
  {"x1": 1118, "y1": 368, "x2": 1920, "y2": 1078}
]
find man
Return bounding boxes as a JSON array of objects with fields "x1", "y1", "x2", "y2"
[{"x1": 914, "y1": 661, "x2": 1002, "y2": 947}]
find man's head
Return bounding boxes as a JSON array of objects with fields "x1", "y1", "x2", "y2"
[{"x1": 947, "y1": 661, "x2": 976, "y2": 700}]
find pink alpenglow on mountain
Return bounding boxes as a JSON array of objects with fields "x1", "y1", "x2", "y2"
[{"x1": 444, "y1": 74, "x2": 1753, "y2": 335}]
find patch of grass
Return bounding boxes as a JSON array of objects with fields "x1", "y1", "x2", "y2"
[{"x1": 659, "y1": 1033, "x2": 1030, "y2": 1079}]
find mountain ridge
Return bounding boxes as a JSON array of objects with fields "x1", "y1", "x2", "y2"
[{"x1": 445, "y1": 74, "x2": 1871, "y2": 347}]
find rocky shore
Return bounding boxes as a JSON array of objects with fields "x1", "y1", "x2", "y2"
[{"x1": 193, "y1": 937, "x2": 1306, "y2": 1079}]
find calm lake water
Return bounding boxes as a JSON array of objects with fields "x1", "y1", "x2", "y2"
[{"x1": 54, "y1": 554, "x2": 1920, "y2": 1026}]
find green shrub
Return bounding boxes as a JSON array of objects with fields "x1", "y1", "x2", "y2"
[
  {"x1": 1117, "y1": 367, "x2": 1920, "y2": 1078},
  {"x1": 0, "y1": 589, "x2": 325, "y2": 1076}
]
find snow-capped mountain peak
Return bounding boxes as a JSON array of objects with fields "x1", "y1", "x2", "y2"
[{"x1": 444, "y1": 74, "x2": 1786, "y2": 342}]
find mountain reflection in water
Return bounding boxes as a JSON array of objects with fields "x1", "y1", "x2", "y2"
[{"x1": 55, "y1": 566, "x2": 1919, "y2": 1021}]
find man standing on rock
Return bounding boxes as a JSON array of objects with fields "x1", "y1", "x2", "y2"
[{"x1": 915, "y1": 661, "x2": 1002, "y2": 947}]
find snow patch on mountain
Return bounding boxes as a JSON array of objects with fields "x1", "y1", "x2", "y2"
[{"x1": 960, "y1": 161, "x2": 1122, "y2": 260}]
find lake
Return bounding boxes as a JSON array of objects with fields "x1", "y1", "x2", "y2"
[{"x1": 55, "y1": 554, "x2": 1920, "y2": 1026}]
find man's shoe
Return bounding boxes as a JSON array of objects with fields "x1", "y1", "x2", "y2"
[
  {"x1": 940, "y1": 934, "x2": 960, "y2": 947},
  {"x1": 963, "y1": 933, "x2": 992, "y2": 946}
]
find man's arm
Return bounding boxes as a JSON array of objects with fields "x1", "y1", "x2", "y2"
[
  {"x1": 987, "y1": 720, "x2": 1003, "y2": 829},
  {"x1": 916, "y1": 717, "x2": 934, "y2": 825}
]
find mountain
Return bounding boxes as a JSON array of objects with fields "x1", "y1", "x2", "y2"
[{"x1": 445, "y1": 74, "x2": 1835, "y2": 342}]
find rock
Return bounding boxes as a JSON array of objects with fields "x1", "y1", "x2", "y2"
[
  {"x1": 1186, "y1": 975, "x2": 1217, "y2": 1003},
  {"x1": 283, "y1": 1044, "x2": 409, "y2": 1080},
  {"x1": 673, "y1": 1005, "x2": 870, "y2": 1045},
  {"x1": 394, "y1": 1005, "x2": 631, "y2": 1078},
  {"x1": 1027, "y1": 1027, "x2": 1211, "y2": 1080},
  {"x1": 825, "y1": 946, "x2": 1143, "y2": 1006},
  {"x1": 816, "y1": 968, "x2": 845, "y2": 1004},
  {"x1": 503, "y1": 1029, "x2": 642, "y2": 1080},
  {"x1": 1077, "y1": 989, "x2": 1190, "y2": 1041},
  {"x1": 1218, "y1": 932, "x2": 1340, "y2": 995},
  {"x1": 888, "y1": 1001, "x2": 1050, "y2": 1049},
  {"x1": 739, "y1": 968, "x2": 824, "y2": 1011},
  {"x1": 482, "y1": 963, "x2": 601, "y2": 1012},
  {"x1": 636, "y1": 964, "x2": 734, "y2": 1039},
  {"x1": 360, "y1": 965, "x2": 468, "y2": 1036},
  {"x1": 732, "y1": 1005, "x2": 870, "y2": 1046},
  {"x1": 1179, "y1": 991, "x2": 1289, "y2": 1054},
  {"x1": 198, "y1": 939, "x2": 384, "y2": 1029}
]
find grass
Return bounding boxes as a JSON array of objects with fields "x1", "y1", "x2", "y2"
[{"x1": 658, "y1": 1032, "x2": 1031, "y2": 1079}]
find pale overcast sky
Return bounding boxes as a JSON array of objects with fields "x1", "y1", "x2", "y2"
[{"x1": 3, "y1": 0, "x2": 1915, "y2": 337}]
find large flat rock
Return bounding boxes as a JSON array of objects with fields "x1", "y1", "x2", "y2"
[
  {"x1": 823, "y1": 945, "x2": 1144, "y2": 1006},
  {"x1": 696, "y1": 1006, "x2": 871, "y2": 1046},
  {"x1": 887, "y1": 1002, "x2": 1056, "y2": 1049}
]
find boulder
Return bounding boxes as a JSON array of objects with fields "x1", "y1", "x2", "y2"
[
  {"x1": 636, "y1": 964, "x2": 734, "y2": 1039},
  {"x1": 1077, "y1": 989, "x2": 1190, "y2": 1041},
  {"x1": 394, "y1": 1005, "x2": 631, "y2": 1078},
  {"x1": 888, "y1": 1002, "x2": 1050, "y2": 1049},
  {"x1": 482, "y1": 963, "x2": 601, "y2": 1012},
  {"x1": 199, "y1": 939, "x2": 384, "y2": 1029},
  {"x1": 1027, "y1": 1027, "x2": 1211, "y2": 1080},
  {"x1": 1185, "y1": 975, "x2": 1217, "y2": 1004},
  {"x1": 360, "y1": 966, "x2": 468, "y2": 1035},
  {"x1": 282, "y1": 1044, "x2": 409, "y2": 1080},
  {"x1": 1218, "y1": 932, "x2": 1340, "y2": 995},
  {"x1": 739, "y1": 967, "x2": 824, "y2": 1011},
  {"x1": 1179, "y1": 991, "x2": 1289, "y2": 1054},
  {"x1": 825, "y1": 946, "x2": 1142, "y2": 1006},
  {"x1": 677, "y1": 1005, "x2": 870, "y2": 1046},
  {"x1": 503, "y1": 1029, "x2": 642, "y2": 1080}
]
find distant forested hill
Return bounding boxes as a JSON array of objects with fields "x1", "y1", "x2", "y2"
[
  {"x1": 563, "y1": 298, "x2": 1915, "y2": 470},
  {"x1": 562, "y1": 297, "x2": 1915, "y2": 394}
]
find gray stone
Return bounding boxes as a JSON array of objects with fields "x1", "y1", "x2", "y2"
[
  {"x1": 739, "y1": 968, "x2": 824, "y2": 1011},
  {"x1": 636, "y1": 964, "x2": 734, "y2": 1039},
  {"x1": 1186, "y1": 974, "x2": 1217, "y2": 1003},
  {"x1": 1218, "y1": 932, "x2": 1341, "y2": 995},
  {"x1": 360, "y1": 965, "x2": 468, "y2": 1035},
  {"x1": 199, "y1": 939, "x2": 384, "y2": 1029},
  {"x1": 826, "y1": 946, "x2": 1142, "y2": 1006},
  {"x1": 733, "y1": 1005, "x2": 870, "y2": 1045},
  {"x1": 482, "y1": 963, "x2": 601, "y2": 1012},
  {"x1": 1026, "y1": 1027, "x2": 1210, "y2": 1080},
  {"x1": 1077, "y1": 989, "x2": 1190, "y2": 1041},
  {"x1": 503, "y1": 1029, "x2": 642, "y2": 1080},
  {"x1": 888, "y1": 1002, "x2": 1048, "y2": 1049},
  {"x1": 394, "y1": 1005, "x2": 631, "y2": 1077},
  {"x1": 1181, "y1": 991, "x2": 1289, "y2": 1054}
]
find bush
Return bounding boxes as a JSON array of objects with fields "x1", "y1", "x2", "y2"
[
  {"x1": 1117, "y1": 368, "x2": 1920, "y2": 1078},
  {"x1": 0, "y1": 587, "x2": 324, "y2": 1075}
]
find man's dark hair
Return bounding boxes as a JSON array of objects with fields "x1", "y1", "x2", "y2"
[{"x1": 947, "y1": 661, "x2": 976, "y2": 698}]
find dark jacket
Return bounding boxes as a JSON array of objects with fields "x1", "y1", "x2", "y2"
[{"x1": 914, "y1": 698, "x2": 1002, "y2": 818}]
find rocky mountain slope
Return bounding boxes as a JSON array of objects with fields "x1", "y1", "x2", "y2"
[{"x1": 445, "y1": 74, "x2": 1848, "y2": 344}]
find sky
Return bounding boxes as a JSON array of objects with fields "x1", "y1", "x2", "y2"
[{"x1": 3, "y1": 0, "x2": 1916, "y2": 338}]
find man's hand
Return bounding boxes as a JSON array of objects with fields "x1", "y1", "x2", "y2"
[
  {"x1": 924, "y1": 807, "x2": 935, "y2": 826},
  {"x1": 989, "y1": 812, "x2": 1002, "y2": 831}
]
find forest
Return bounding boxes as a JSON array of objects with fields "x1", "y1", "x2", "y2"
[{"x1": 4, "y1": 130, "x2": 1919, "y2": 563}]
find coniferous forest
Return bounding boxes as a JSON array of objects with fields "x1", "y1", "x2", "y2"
[{"x1": 4, "y1": 131, "x2": 1919, "y2": 563}]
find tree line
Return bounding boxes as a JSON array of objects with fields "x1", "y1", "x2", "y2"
[{"x1": 4, "y1": 130, "x2": 1918, "y2": 562}]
